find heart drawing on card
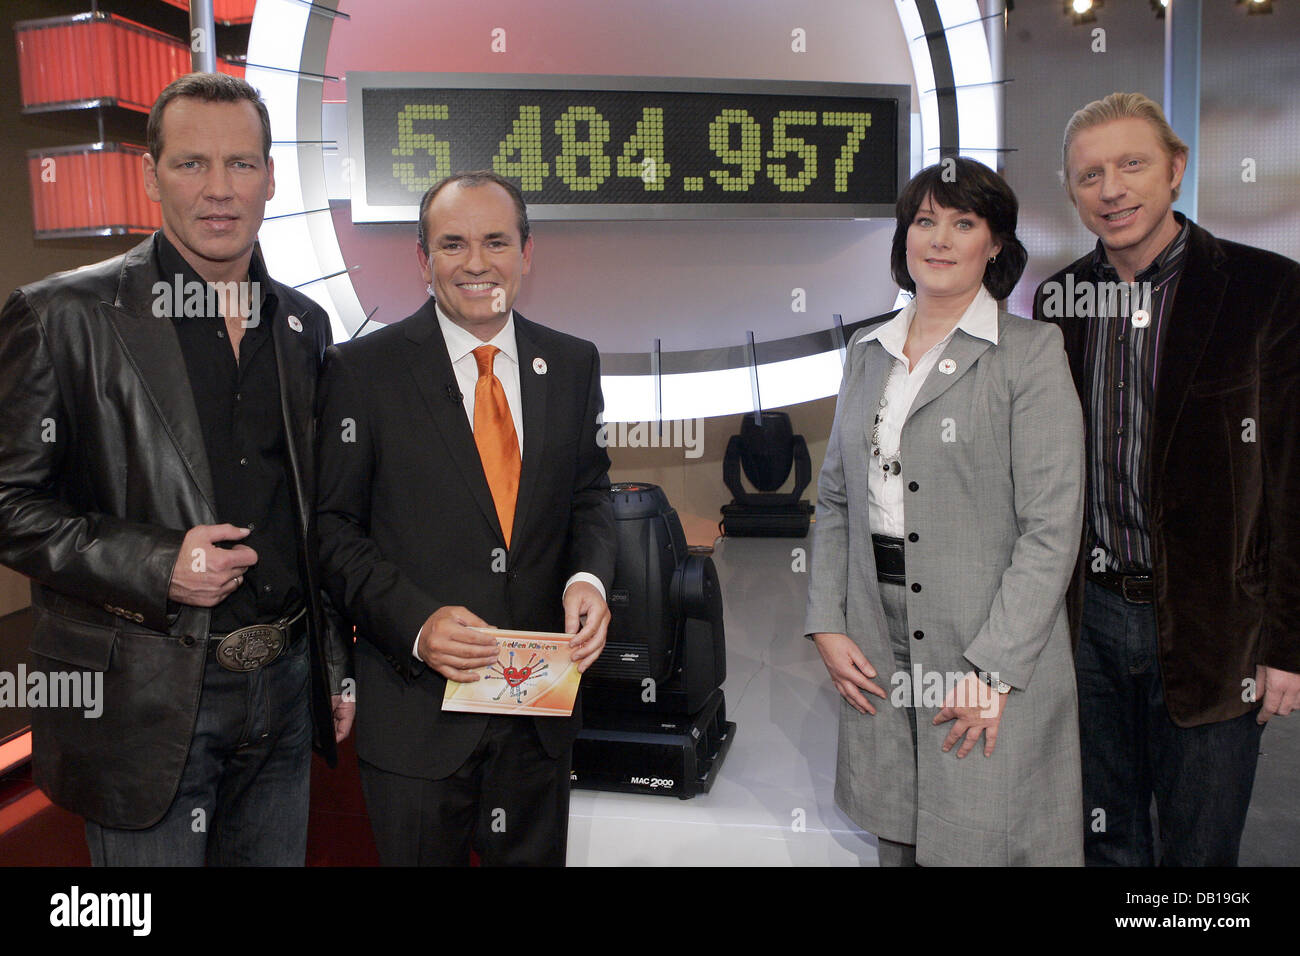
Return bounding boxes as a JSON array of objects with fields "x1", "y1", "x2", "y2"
[{"x1": 503, "y1": 665, "x2": 533, "y2": 687}]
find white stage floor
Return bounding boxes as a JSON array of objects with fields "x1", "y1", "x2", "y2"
[{"x1": 568, "y1": 534, "x2": 880, "y2": 866}]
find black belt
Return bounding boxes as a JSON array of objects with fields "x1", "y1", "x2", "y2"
[
  {"x1": 1087, "y1": 570, "x2": 1153, "y2": 604},
  {"x1": 872, "y1": 534, "x2": 906, "y2": 586},
  {"x1": 209, "y1": 606, "x2": 308, "y2": 672}
]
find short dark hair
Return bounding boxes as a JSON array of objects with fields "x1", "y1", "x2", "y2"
[
  {"x1": 147, "y1": 72, "x2": 272, "y2": 162},
  {"x1": 417, "y1": 170, "x2": 531, "y2": 255},
  {"x1": 890, "y1": 157, "x2": 1027, "y2": 301}
]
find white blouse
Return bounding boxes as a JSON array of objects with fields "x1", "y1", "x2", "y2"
[{"x1": 858, "y1": 286, "x2": 1000, "y2": 538}]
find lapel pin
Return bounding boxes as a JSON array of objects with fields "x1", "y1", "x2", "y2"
[
  {"x1": 1131, "y1": 309, "x2": 1150, "y2": 328},
  {"x1": 938, "y1": 358, "x2": 957, "y2": 375},
  {"x1": 287, "y1": 314, "x2": 303, "y2": 333},
  {"x1": 533, "y1": 357, "x2": 547, "y2": 375}
]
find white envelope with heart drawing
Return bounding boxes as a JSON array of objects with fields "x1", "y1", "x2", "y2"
[{"x1": 441, "y1": 628, "x2": 581, "y2": 717}]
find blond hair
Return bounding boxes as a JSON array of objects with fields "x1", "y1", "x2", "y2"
[{"x1": 1060, "y1": 92, "x2": 1189, "y2": 200}]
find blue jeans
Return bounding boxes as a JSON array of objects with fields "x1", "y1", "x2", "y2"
[
  {"x1": 1076, "y1": 580, "x2": 1264, "y2": 866},
  {"x1": 85, "y1": 635, "x2": 312, "y2": 866}
]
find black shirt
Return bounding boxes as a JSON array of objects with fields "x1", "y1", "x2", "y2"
[{"x1": 155, "y1": 232, "x2": 302, "y2": 632}]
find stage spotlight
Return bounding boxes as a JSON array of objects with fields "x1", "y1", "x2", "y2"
[
  {"x1": 1066, "y1": 0, "x2": 1101, "y2": 25},
  {"x1": 719, "y1": 411, "x2": 814, "y2": 537},
  {"x1": 574, "y1": 482, "x2": 734, "y2": 799},
  {"x1": 1236, "y1": 0, "x2": 1274, "y2": 13}
]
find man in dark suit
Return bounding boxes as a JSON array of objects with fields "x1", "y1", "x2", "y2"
[
  {"x1": 0, "y1": 73, "x2": 352, "y2": 865},
  {"x1": 316, "y1": 170, "x2": 616, "y2": 866},
  {"x1": 1034, "y1": 92, "x2": 1300, "y2": 865}
]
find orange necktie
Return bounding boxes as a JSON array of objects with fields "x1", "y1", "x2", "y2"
[{"x1": 472, "y1": 345, "x2": 521, "y2": 547}]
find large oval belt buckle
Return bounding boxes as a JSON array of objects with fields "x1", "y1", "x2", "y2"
[{"x1": 216, "y1": 624, "x2": 286, "y2": 672}]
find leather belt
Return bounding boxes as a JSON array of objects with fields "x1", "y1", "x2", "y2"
[
  {"x1": 872, "y1": 534, "x2": 906, "y2": 586},
  {"x1": 209, "y1": 607, "x2": 308, "y2": 672},
  {"x1": 1087, "y1": 570, "x2": 1154, "y2": 605}
]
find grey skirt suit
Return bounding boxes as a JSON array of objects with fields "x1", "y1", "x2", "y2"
[{"x1": 804, "y1": 309, "x2": 1085, "y2": 865}]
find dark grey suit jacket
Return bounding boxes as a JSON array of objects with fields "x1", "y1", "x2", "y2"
[{"x1": 315, "y1": 299, "x2": 616, "y2": 780}]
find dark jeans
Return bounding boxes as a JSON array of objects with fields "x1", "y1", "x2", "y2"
[
  {"x1": 1076, "y1": 580, "x2": 1264, "y2": 866},
  {"x1": 86, "y1": 635, "x2": 312, "y2": 866}
]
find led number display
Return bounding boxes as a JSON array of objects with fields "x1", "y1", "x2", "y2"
[{"x1": 348, "y1": 74, "x2": 909, "y2": 221}]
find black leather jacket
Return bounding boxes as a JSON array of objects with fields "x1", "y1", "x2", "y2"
[{"x1": 0, "y1": 234, "x2": 350, "y2": 828}]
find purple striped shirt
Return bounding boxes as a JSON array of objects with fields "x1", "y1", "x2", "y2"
[{"x1": 1084, "y1": 214, "x2": 1190, "y2": 573}]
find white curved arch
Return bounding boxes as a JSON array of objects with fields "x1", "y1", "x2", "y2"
[{"x1": 251, "y1": 0, "x2": 994, "y2": 420}]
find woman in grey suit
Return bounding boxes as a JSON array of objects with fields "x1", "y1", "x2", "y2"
[{"x1": 805, "y1": 158, "x2": 1085, "y2": 866}]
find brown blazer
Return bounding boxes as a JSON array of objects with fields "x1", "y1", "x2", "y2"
[{"x1": 1034, "y1": 220, "x2": 1300, "y2": 726}]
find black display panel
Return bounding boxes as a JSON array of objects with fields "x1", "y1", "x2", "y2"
[{"x1": 347, "y1": 73, "x2": 909, "y2": 221}]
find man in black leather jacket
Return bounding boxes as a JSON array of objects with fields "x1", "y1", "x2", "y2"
[{"x1": 0, "y1": 73, "x2": 352, "y2": 865}]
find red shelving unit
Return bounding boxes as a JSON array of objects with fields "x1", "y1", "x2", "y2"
[
  {"x1": 15, "y1": 11, "x2": 245, "y2": 114},
  {"x1": 26, "y1": 142, "x2": 162, "y2": 239},
  {"x1": 159, "y1": 0, "x2": 257, "y2": 27}
]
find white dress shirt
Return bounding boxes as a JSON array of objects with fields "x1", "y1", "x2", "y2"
[
  {"x1": 413, "y1": 303, "x2": 605, "y2": 659},
  {"x1": 436, "y1": 304, "x2": 526, "y2": 457},
  {"x1": 859, "y1": 286, "x2": 1000, "y2": 538}
]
